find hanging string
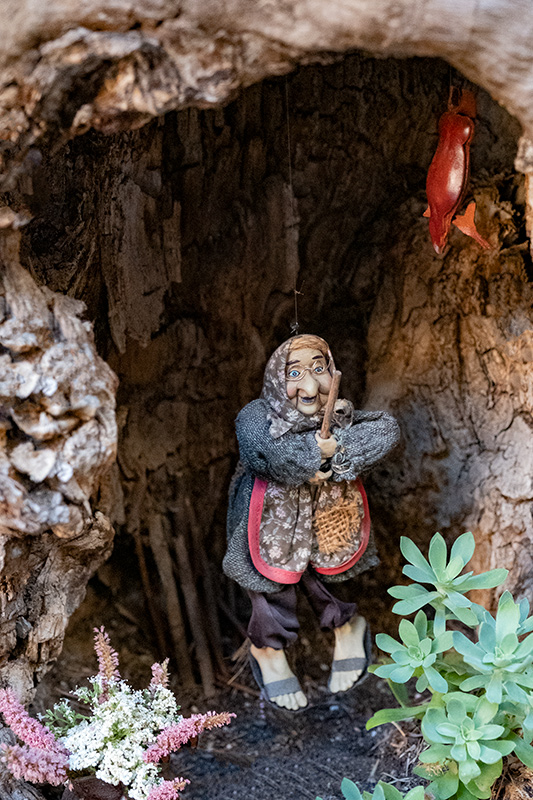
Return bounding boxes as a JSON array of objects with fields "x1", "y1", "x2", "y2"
[
  {"x1": 285, "y1": 77, "x2": 302, "y2": 336},
  {"x1": 291, "y1": 284, "x2": 303, "y2": 336},
  {"x1": 285, "y1": 77, "x2": 295, "y2": 217}
]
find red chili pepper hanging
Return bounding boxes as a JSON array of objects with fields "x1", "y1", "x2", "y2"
[{"x1": 424, "y1": 87, "x2": 490, "y2": 254}]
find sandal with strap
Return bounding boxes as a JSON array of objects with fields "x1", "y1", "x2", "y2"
[
  {"x1": 249, "y1": 651, "x2": 308, "y2": 712},
  {"x1": 328, "y1": 623, "x2": 372, "y2": 693}
]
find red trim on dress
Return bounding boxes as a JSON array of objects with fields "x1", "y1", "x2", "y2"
[
  {"x1": 248, "y1": 479, "x2": 302, "y2": 583},
  {"x1": 248, "y1": 476, "x2": 371, "y2": 584}
]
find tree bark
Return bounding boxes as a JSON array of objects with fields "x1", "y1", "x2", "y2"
[
  {"x1": 0, "y1": 229, "x2": 117, "y2": 700},
  {"x1": 364, "y1": 193, "x2": 533, "y2": 608},
  {"x1": 1, "y1": 0, "x2": 533, "y2": 190}
]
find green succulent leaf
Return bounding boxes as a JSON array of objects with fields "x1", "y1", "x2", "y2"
[
  {"x1": 453, "y1": 633, "x2": 486, "y2": 669},
  {"x1": 521, "y1": 707, "x2": 533, "y2": 741},
  {"x1": 450, "y1": 532, "x2": 475, "y2": 567},
  {"x1": 375, "y1": 633, "x2": 403, "y2": 654},
  {"x1": 400, "y1": 537, "x2": 432, "y2": 573},
  {"x1": 446, "y1": 697, "x2": 468, "y2": 725},
  {"x1": 413, "y1": 610, "x2": 429, "y2": 639},
  {"x1": 511, "y1": 734, "x2": 533, "y2": 769},
  {"x1": 433, "y1": 631, "x2": 454, "y2": 653},
  {"x1": 446, "y1": 555, "x2": 467, "y2": 581},
  {"x1": 433, "y1": 606, "x2": 448, "y2": 637},
  {"x1": 485, "y1": 673, "x2": 503, "y2": 704},
  {"x1": 403, "y1": 788, "x2": 425, "y2": 800},
  {"x1": 459, "y1": 786, "x2": 486, "y2": 800},
  {"x1": 457, "y1": 758, "x2": 481, "y2": 783},
  {"x1": 398, "y1": 619, "x2": 421, "y2": 647},
  {"x1": 428, "y1": 770, "x2": 460, "y2": 800},
  {"x1": 422, "y1": 709, "x2": 451, "y2": 744},
  {"x1": 388, "y1": 584, "x2": 420, "y2": 600},
  {"x1": 341, "y1": 778, "x2": 363, "y2": 800},
  {"x1": 495, "y1": 592, "x2": 521, "y2": 643},
  {"x1": 468, "y1": 759, "x2": 503, "y2": 797},
  {"x1": 389, "y1": 665, "x2": 416, "y2": 683},
  {"x1": 404, "y1": 564, "x2": 437, "y2": 584},
  {"x1": 451, "y1": 742, "x2": 468, "y2": 762},
  {"x1": 366, "y1": 703, "x2": 430, "y2": 730},
  {"x1": 515, "y1": 635, "x2": 533, "y2": 659},
  {"x1": 477, "y1": 724, "x2": 505, "y2": 740},
  {"x1": 458, "y1": 570, "x2": 508, "y2": 592},
  {"x1": 473, "y1": 698, "x2": 499, "y2": 726},
  {"x1": 479, "y1": 741, "x2": 514, "y2": 761},
  {"x1": 425, "y1": 665, "x2": 449, "y2": 693},
  {"x1": 376, "y1": 783, "x2": 404, "y2": 800},
  {"x1": 445, "y1": 603, "x2": 480, "y2": 628},
  {"x1": 392, "y1": 592, "x2": 440, "y2": 616},
  {"x1": 387, "y1": 680, "x2": 410, "y2": 707},
  {"x1": 419, "y1": 743, "x2": 452, "y2": 763},
  {"x1": 428, "y1": 534, "x2": 448, "y2": 577}
]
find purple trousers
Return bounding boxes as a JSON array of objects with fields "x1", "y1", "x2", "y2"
[{"x1": 247, "y1": 570, "x2": 356, "y2": 650}]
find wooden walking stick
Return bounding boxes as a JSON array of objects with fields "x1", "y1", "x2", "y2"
[{"x1": 320, "y1": 369, "x2": 342, "y2": 439}]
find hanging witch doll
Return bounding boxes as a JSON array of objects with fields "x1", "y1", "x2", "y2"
[{"x1": 223, "y1": 334, "x2": 400, "y2": 710}]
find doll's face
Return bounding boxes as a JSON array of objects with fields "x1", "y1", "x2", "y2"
[{"x1": 286, "y1": 346, "x2": 332, "y2": 416}]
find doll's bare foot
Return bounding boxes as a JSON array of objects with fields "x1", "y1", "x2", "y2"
[
  {"x1": 328, "y1": 615, "x2": 369, "y2": 693},
  {"x1": 250, "y1": 644, "x2": 308, "y2": 710}
]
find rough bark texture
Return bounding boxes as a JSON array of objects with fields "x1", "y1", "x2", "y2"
[
  {"x1": 6, "y1": 53, "x2": 528, "y2": 694},
  {"x1": 364, "y1": 196, "x2": 533, "y2": 605},
  {"x1": 1, "y1": 0, "x2": 533, "y2": 190},
  {"x1": 0, "y1": 230, "x2": 117, "y2": 700}
]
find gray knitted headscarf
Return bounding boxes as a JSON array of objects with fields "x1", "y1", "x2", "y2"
[{"x1": 261, "y1": 335, "x2": 336, "y2": 439}]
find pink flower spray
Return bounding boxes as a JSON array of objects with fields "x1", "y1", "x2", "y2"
[
  {"x1": 93, "y1": 626, "x2": 120, "y2": 702},
  {"x1": 0, "y1": 689, "x2": 69, "y2": 785},
  {"x1": 1, "y1": 744, "x2": 69, "y2": 786},
  {"x1": 150, "y1": 659, "x2": 170, "y2": 690},
  {"x1": 147, "y1": 777, "x2": 190, "y2": 800},
  {"x1": 143, "y1": 711, "x2": 235, "y2": 764}
]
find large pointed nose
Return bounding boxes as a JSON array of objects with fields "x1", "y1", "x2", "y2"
[{"x1": 299, "y1": 372, "x2": 319, "y2": 395}]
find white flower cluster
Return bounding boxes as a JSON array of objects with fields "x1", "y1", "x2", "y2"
[{"x1": 57, "y1": 679, "x2": 182, "y2": 800}]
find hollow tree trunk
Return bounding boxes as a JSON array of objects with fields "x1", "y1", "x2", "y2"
[
  {"x1": 0, "y1": 8, "x2": 530, "y2": 800},
  {"x1": 3, "y1": 52, "x2": 526, "y2": 701}
]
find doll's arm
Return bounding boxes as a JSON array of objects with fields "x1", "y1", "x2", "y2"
[
  {"x1": 331, "y1": 410, "x2": 400, "y2": 481},
  {"x1": 236, "y1": 399, "x2": 322, "y2": 485}
]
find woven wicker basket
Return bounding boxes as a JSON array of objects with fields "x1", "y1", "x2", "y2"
[{"x1": 313, "y1": 490, "x2": 364, "y2": 555}]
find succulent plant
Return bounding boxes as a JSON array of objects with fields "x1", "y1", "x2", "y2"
[
  {"x1": 367, "y1": 531, "x2": 533, "y2": 800},
  {"x1": 454, "y1": 591, "x2": 533, "y2": 705},
  {"x1": 389, "y1": 533, "x2": 507, "y2": 635},
  {"x1": 375, "y1": 611, "x2": 452, "y2": 693},
  {"x1": 317, "y1": 779, "x2": 425, "y2": 800}
]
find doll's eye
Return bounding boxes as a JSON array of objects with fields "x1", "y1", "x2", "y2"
[
  {"x1": 287, "y1": 369, "x2": 301, "y2": 379},
  {"x1": 313, "y1": 364, "x2": 325, "y2": 374}
]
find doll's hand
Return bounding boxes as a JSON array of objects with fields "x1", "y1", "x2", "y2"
[
  {"x1": 309, "y1": 468, "x2": 333, "y2": 484},
  {"x1": 315, "y1": 432, "x2": 337, "y2": 459}
]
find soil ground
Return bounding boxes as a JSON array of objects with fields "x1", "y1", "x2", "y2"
[{"x1": 32, "y1": 572, "x2": 423, "y2": 800}]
